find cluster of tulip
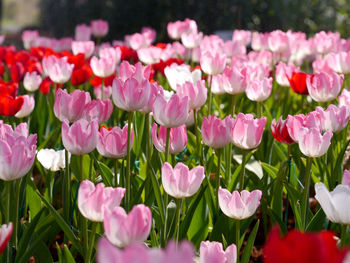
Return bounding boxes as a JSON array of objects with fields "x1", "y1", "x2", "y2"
[{"x1": 1, "y1": 17, "x2": 350, "y2": 263}]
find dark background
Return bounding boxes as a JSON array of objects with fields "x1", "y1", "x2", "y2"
[{"x1": 4, "y1": 0, "x2": 350, "y2": 41}]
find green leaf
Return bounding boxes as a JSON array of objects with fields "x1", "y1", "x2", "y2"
[
  {"x1": 241, "y1": 220, "x2": 260, "y2": 263},
  {"x1": 37, "y1": 126, "x2": 61, "y2": 150},
  {"x1": 267, "y1": 208, "x2": 287, "y2": 235},
  {"x1": 26, "y1": 177, "x2": 43, "y2": 219},
  {"x1": 63, "y1": 245, "x2": 76, "y2": 263},
  {"x1": 261, "y1": 162, "x2": 279, "y2": 179},
  {"x1": 306, "y1": 207, "x2": 326, "y2": 232},
  {"x1": 36, "y1": 191, "x2": 83, "y2": 253}
]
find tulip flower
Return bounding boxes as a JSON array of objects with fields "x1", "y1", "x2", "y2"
[
  {"x1": 78, "y1": 180, "x2": 125, "y2": 222},
  {"x1": 209, "y1": 73, "x2": 230, "y2": 95},
  {"x1": 90, "y1": 56, "x2": 116, "y2": 78},
  {"x1": 313, "y1": 31, "x2": 338, "y2": 55},
  {"x1": 139, "y1": 82, "x2": 163, "y2": 114},
  {"x1": 306, "y1": 71, "x2": 343, "y2": 102},
  {"x1": 167, "y1": 19, "x2": 197, "y2": 40},
  {"x1": 0, "y1": 222, "x2": 13, "y2": 254},
  {"x1": 99, "y1": 47, "x2": 121, "y2": 66},
  {"x1": 222, "y1": 66, "x2": 247, "y2": 95},
  {"x1": 218, "y1": 188, "x2": 262, "y2": 220},
  {"x1": 61, "y1": 119, "x2": 98, "y2": 155},
  {"x1": 263, "y1": 226, "x2": 348, "y2": 263},
  {"x1": 75, "y1": 24, "x2": 91, "y2": 41},
  {"x1": 287, "y1": 72, "x2": 308, "y2": 95},
  {"x1": 327, "y1": 51, "x2": 350, "y2": 74},
  {"x1": 275, "y1": 62, "x2": 299, "y2": 87},
  {"x1": 267, "y1": 30, "x2": 289, "y2": 53},
  {"x1": 152, "y1": 124, "x2": 187, "y2": 154},
  {"x1": 233, "y1": 29, "x2": 251, "y2": 46},
  {"x1": 54, "y1": 89, "x2": 91, "y2": 122},
  {"x1": 343, "y1": 170, "x2": 350, "y2": 187},
  {"x1": 316, "y1": 105, "x2": 349, "y2": 132},
  {"x1": 285, "y1": 112, "x2": 322, "y2": 142},
  {"x1": 164, "y1": 63, "x2": 201, "y2": 91},
  {"x1": 152, "y1": 94, "x2": 189, "y2": 128},
  {"x1": 297, "y1": 127, "x2": 332, "y2": 157},
  {"x1": 83, "y1": 99, "x2": 113, "y2": 124},
  {"x1": 15, "y1": 95, "x2": 35, "y2": 118},
  {"x1": 181, "y1": 31, "x2": 203, "y2": 49},
  {"x1": 199, "y1": 241, "x2": 237, "y2": 263},
  {"x1": 271, "y1": 117, "x2": 296, "y2": 145},
  {"x1": 231, "y1": 113, "x2": 266, "y2": 150},
  {"x1": 94, "y1": 85, "x2": 112, "y2": 100},
  {"x1": 201, "y1": 115, "x2": 233, "y2": 149},
  {"x1": 37, "y1": 149, "x2": 70, "y2": 172},
  {"x1": 245, "y1": 77, "x2": 273, "y2": 102},
  {"x1": 103, "y1": 204, "x2": 152, "y2": 247},
  {"x1": 72, "y1": 41, "x2": 95, "y2": 58},
  {"x1": 97, "y1": 125, "x2": 133, "y2": 159},
  {"x1": 23, "y1": 71, "x2": 42, "y2": 92},
  {"x1": 315, "y1": 182, "x2": 350, "y2": 225},
  {"x1": 43, "y1": 55, "x2": 74, "y2": 84},
  {"x1": 177, "y1": 80, "x2": 207, "y2": 110},
  {"x1": 0, "y1": 122, "x2": 37, "y2": 181},
  {"x1": 91, "y1": 19, "x2": 109, "y2": 38},
  {"x1": 161, "y1": 162, "x2": 205, "y2": 199},
  {"x1": 22, "y1": 30, "x2": 39, "y2": 49},
  {"x1": 200, "y1": 50, "x2": 226, "y2": 75},
  {"x1": 339, "y1": 88, "x2": 350, "y2": 108}
]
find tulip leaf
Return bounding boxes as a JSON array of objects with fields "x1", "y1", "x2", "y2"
[
  {"x1": 63, "y1": 245, "x2": 76, "y2": 263},
  {"x1": 26, "y1": 177, "x2": 43, "y2": 219},
  {"x1": 33, "y1": 239, "x2": 54, "y2": 263},
  {"x1": 36, "y1": 191, "x2": 83, "y2": 254},
  {"x1": 234, "y1": 155, "x2": 263, "y2": 179},
  {"x1": 306, "y1": 207, "x2": 326, "y2": 232},
  {"x1": 260, "y1": 162, "x2": 279, "y2": 179},
  {"x1": 37, "y1": 126, "x2": 61, "y2": 151},
  {"x1": 241, "y1": 219, "x2": 260, "y2": 263}
]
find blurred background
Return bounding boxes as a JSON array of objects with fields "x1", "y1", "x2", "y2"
[{"x1": 2, "y1": 0, "x2": 350, "y2": 42}]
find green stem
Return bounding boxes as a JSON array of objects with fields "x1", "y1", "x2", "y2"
[
  {"x1": 101, "y1": 77, "x2": 105, "y2": 100},
  {"x1": 208, "y1": 75, "x2": 213, "y2": 115},
  {"x1": 4, "y1": 181, "x2": 10, "y2": 262},
  {"x1": 174, "y1": 199, "x2": 182, "y2": 243},
  {"x1": 126, "y1": 111, "x2": 134, "y2": 212},
  {"x1": 193, "y1": 109, "x2": 202, "y2": 164},
  {"x1": 12, "y1": 179, "x2": 20, "y2": 248},
  {"x1": 239, "y1": 151, "x2": 247, "y2": 191},
  {"x1": 236, "y1": 219, "x2": 241, "y2": 263},
  {"x1": 63, "y1": 149, "x2": 71, "y2": 228},
  {"x1": 114, "y1": 159, "x2": 119, "y2": 187},
  {"x1": 340, "y1": 224, "x2": 348, "y2": 247},
  {"x1": 86, "y1": 222, "x2": 97, "y2": 262},
  {"x1": 145, "y1": 113, "x2": 152, "y2": 198},
  {"x1": 231, "y1": 94, "x2": 236, "y2": 116},
  {"x1": 216, "y1": 149, "x2": 222, "y2": 193},
  {"x1": 301, "y1": 157, "x2": 313, "y2": 231},
  {"x1": 301, "y1": 96, "x2": 305, "y2": 113},
  {"x1": 165, "y1": 127, "x2": 171, "y2": 163},
  {"x1": 257, "y1": 101, "x2": 262, "y2": 118}
]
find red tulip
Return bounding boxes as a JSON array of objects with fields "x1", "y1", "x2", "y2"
[
  {"x1": 39, "y1": 77, "x2": 52, "y2": 95},
  {"x1": 263, "y1": 226, "x2": 348, "y2": 263},
  {"x1": 271, "y1": 117, "x2": 296, "y2": 144},
  {"x1": 287, "y1": 72, "x2": 309, "y2": 95}
]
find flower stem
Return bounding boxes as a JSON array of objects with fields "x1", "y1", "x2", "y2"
[
  {"x1": 239, "y1": 151, "x2": 247, "y2": 191},
  {"x1": 4, "y1": 181, "x2": 10, "y2": 262},
  {"x1": 236, "y1": 219, "x2": 241, "y2": 263},
  {"x1": 216, "y1": 148, "x2": 222, "y2": 193},
  {"x1": 63, "y1": 149, "x2": 71, "y2": 232},
  {"x1": 114, "y1": 159, "x2": 119, "y2": 187},
  {"x1": 174, "y1": 199, "x2": 182, "y2": 244},
  {"x1": 101, "y1": 77, "x2": 105, "y2": 100},
  {"x1": 301, "y1": 157, "x2": 312, "y2": 231},
  {"x1": 86, "y1": 222, "x2": 97, "y2": 262},
  {"x1": 193, "y1": 109, "x2": 202, "y2": 164},
  {"x1": 126, "y1": 111, "x2": 134, "y2": 212},
  {"x1": 207, "y1": 75, "x2": 213, "y2": 115},
  {"x1": 12, "y1": 179, "x2": 20, "y2": 247},
  {"x1": 340, "y1": 224, "x2": 348, "y2": 247},
  {"x1": 257, "y1": 101, "x2": 262, "y2": 118},
  {"x1": 162, "y1": 127, "x2": 171, "y2": 246}
]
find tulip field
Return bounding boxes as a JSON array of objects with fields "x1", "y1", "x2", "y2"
[{"x1": 2, "y1": 18, "x2": 350, "y2": 262}]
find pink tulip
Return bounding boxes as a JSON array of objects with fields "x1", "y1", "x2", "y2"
[
  {"x1": 164, "y1": 63, "x2": 201, "y2": 91},
  {"x1": 223, "y1": 41, "x2": 246, "y2": 58},
  {"x1": 161, "y1": 162, "x2": 205, "y2": 199},
  {"x1": 127, "y1": 33, "x2": 148, "y2": 50},
  {"x1": 90, "y1": 56, "x2": 116, "y2": 78},
  {"x1": 297, "y1": 127, "x2": 333, "y2": 157},
  {"x1": 245, "y1": 77, "x2": 272, "y2": 102},
  {"x1": 83, "y1": 99, "x2": 113, "y2": 124},
  {"x1": 15, "y1": 95, "x2": 35, "y2": 118},
  {"x1": 316, "y1": 105, "x2": 350, "y2": 132},
  {"x1": 78, "y1": 180, "x2": 125, "y2": 222},
  {"x1": 167, "y1": 19, "x2": 197, "y2": 40},
  {"x1": 231, "y1": 113, "x2": 266, "y2": 150},
  {"x1": 22, "y1": 30, "x2": 39, "y2": 49},
  {"x1": 222, "y1": 66, "x2": 247, "y2": 94},
  {"x1": 211, "y1": 74, "x2": 231, "y2": 95},
  {"x1": 152, "y1": 124, "x2": 187, "y2": 154},
  {"x1": 118, "y1": 61, "x2": 152, "y2": 82},
  {"x1": 160, "y1": 241, "x2": 195, "y2": 263},
  {"x1": 23, "y1": 71, "x2": 42, "y2": 92},
  {"x1": 200, "y1": 50, "x2": 226, "y2": 75},
  {"x1": 137, "y1": 46, "x2": 162, "y2": 65},
  {"x1": 218, "y1": 188, "x2": 262, "y2": 220},
  {"x1": 141, "y1": 27, "x2": 156, "y2": 46},
  {"x1": 339, "y1": 88, "x2": 350, "y2": 108},
  {"x1": 0, "y1": 222, "x2": 13, "y2": 254},
  {"x1": 104, "y1": 204, "x2": 152, "y2": 247},
  {"x1": 342, "y1": 170, "x2": 350, "y2": 187},
  {"x1": 251, "y1": 32, "x2": 269, "y2": 51},
  {"x1": 233, "y1": 30, "x2": 251, "y2": 46},
  {"x1": 152, "y1": 94, "x2": 189, "y2": 128},
  {"x1": 275, "y1": 62, "x2": 299, "y2": 87},
  {"x1": 94, "y1": 85, "x2": 112, "y2": 100},
  {"x1": 327, "y1": 51, "x2": 350, "y2": 74},
  {"x1": 61, "y1": 119, "x2": 98, "y2": 155},
  {"x1": 97, "y1": 125, "x2": 133, "y2": 158},
  {"x1": 199, "y1": 241, "x2": 237, "y2": 263},
  {"x1": 54, "y1": 89, "x2": 91, "y2": 122},
  {"x1": 177, "y1": 80, "x2": 207, "y2": 110},
  {"x1": 244, "y1": 63, "x2": 270, "y2": 83},
  {"x1": 312, "y1": 59, "x2": 334, "y2": 74},
  {"x1": 268, "y1": 30, "x2": 289, "y2": 53},
  {"x1": 0, "y1": 122, "x2": 37, "y2": 181},
  {"x1": 286, "y1": 112, "x2": 322, "y2": 142},
  {"x1": 99, "y1": 47, "x2": 121, "y2": 66},
  {"x1": 72, "y1": 41, "x2": 95, "y2": 58},
  {"x1": 181, "y1": 31, "x2": 203, "y2": 49},
  {"x1": 306, "y1": 71, "x2": 343, "y2": 102},
  {"x1": 201, "y1": 115, "x2": 233, "y2": 149},
  {"x1": 112, "y1": 77, "x2": 151, "y2": 112},
  {"x1": 139, "y1": 82, "x2": 163, "y2": 114},
  {"x1": 313, "y1": 31, "x2": 339, "y2": 55},
  {"x1": 75, "y1": 24, "x2": 91, "y2": 41},
  {"x1": 91, "y1": 19, "x2": 109, "y2": 38},
  {"x1": 43, "y1": 56, "x2": 74, "y2": 84}
]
